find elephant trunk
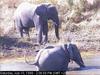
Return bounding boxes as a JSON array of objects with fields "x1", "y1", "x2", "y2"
[
  {"x1": 55, "y1": 25, "x2": 60, "y2": 40},
  {"x1": 54, "y1": 16, "x2": 60, "y2": 40}
]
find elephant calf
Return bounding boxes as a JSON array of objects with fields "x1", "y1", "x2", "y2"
[{"x1": 33, "y1": 43, "x2": 85, "y2": 71}]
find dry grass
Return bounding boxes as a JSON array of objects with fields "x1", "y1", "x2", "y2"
[{"x1": 0, "y1": 0, "x2": 100, "y2": 59}]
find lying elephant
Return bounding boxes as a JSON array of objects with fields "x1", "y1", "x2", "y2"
[
  {"x1": 14, "y1": 2, "x2": 60, "y2": 44},
  {"x1": 33, "y1": 43, "x2": 85, "y2": 71}
]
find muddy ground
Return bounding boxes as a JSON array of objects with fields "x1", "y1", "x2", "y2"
[{"x1": 1, "y1": 51, "x2": 100, "y2": 75}]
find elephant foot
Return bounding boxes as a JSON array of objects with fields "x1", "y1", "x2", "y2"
[
  {"x1": 79, "y1": 66, "x2": 86, "y2": 70},
  {"x1": 80, "y1": 64, "x2": 85, "y2": 68}
]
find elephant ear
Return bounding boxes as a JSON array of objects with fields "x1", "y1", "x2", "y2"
[
  {"x1": 35, "y1": 4, "x2": 48, "y2": 21},
  {"x1": 47, "y1": 5, "x2": 58, "y2": 20}
]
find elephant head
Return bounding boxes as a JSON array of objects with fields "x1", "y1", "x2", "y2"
[
  {"x1": 35, "y1": 4, "x2": 60, "y2": 40},
  {"x1": 67, "y1": 44, "x2": 85, "y2": 68},
  {"x1": 33, "y1": 44, "x2": 85, "y2": 71},
  {"x1": 47, "y1": 5, "x2": 60, "y2": 40}
]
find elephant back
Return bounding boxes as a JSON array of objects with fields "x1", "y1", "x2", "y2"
[
  {"x1": 14, "y1": 2, "x2": 37, "y2": 28},
  {"x1": 14, "y1": 2, "x2": 34, "y2": 18},
  {"x1": 36, "y1": 46, "x2": 70, "y2": 71}
]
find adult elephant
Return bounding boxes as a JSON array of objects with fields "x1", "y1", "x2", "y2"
[
  {"x1": 33, "y1": 44, "x2": 85, "y2": 71},
  {"x1": 14, "y1": 2, "x2": 60, "y2": 44}
]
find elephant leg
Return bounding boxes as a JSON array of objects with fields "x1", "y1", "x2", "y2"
[
  {"x1": 72, "y1": 45, "x2": 85, "y2": 68},
  {"x1": 68, "y1": 44, "x2": 85, "y2": 68},
  {"x1": 43, "y1": 21, "x2": 48, "y2": 44},
  {"x1": 43, "y1": 32, "x2": 48, "y2": 45},
  {"x1": 15, "y1": 18, "x2": 24, "y2": 37},
  {"x1": 24, "y1": 28, "x2": 30, "y2": 37},
  {"x1": 24, "y1": 28, "x2": 30, "y2": 40},
  {"x1": 37, "y1": 17, "x2": 47, "y2": 45},
  {"x1": 37, "y1": 24, "x2": 43, "y2": 44},
  {"x1": 19, "y1": 27, "x2": 23, "y2": 37},
  {"x1": 73, "y1": 58, "x2": 85, "y2": 68}
]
